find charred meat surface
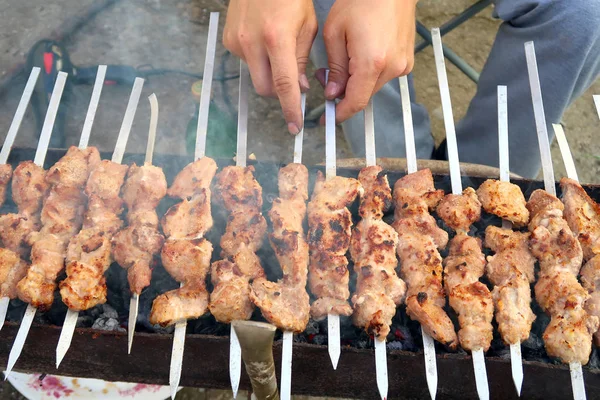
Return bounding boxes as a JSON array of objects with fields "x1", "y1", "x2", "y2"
[
  {"x1": 308, "y1": 171, "x2": 361, "y2": 320},
  {"x1": 528, "y1": 189, "x2": 599, "y2": 364},
  {"x1": 350, "y1": 166, "x2": 406, "y2": 339},
  {"x1": 209, "y1": 166, "x2": 267, "y2": 323},
  {"x1": 0, "y1": 164, "x2": 12, "y2": 209},
  {"x1": 392, "y1": 169, "x2": 458, "y2": 349},
  {"x1": 150, "y1": 158, "x2": 217, "y2": 326},
  {"x1": 476, "y1": 179, "x2": 529, "y2": 227},
  {"x1": 251, "y1": 163, "x2": 310, "y2": 333}
]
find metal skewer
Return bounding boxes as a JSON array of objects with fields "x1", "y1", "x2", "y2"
[
  {"x1": 0, "y1": 67, "x2": 41, "y2": 329},
  {"x1": 593, "y1": 95, "x2": 600, "y2": 120},
  {"x1": 324, "y1": 70, "x2": 341, "y2": 370},
  {"x1": 55, "y1": 66, "x2": 113, "y2": 368},
  {"x1": 169, "y1": 12, "x2": 220, "y2": 400},
  {"x1": 525, "y1": 41, "x2": 586, "y2": 400},
  {"x1": 432, "y1": 28, "x2": 489, "y2": 400},
  {"x1": 496, "y1": 85, "x2": 525, "y2": 396},
  {"x1": 5, "y1": 71, "x2": 68, "y2": 379},
  {"x1": 280, "y1": 92, "x2": 307, "y2": 400},
  {"x1": 361, "y1": 98, "x2": 388, "y2": 400},
  {"x1": 229, "y1": 60, "x2": 250, "y2": 399},
  {"x1": 399, "y1": 75, "x2": 438, "y2": 400}
]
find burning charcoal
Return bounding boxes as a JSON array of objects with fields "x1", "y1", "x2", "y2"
[
  {"x1": 312, "y1": 334, "x2": 327, "y2": 346},
  {"x1": 589, "y1": 349, "x2": 600, "y2": 369},
  {"x1": 77, "y1": 315, "x2": 94, "y2": 328},
  {"x1": 522, "y1": 333, "x2": 544, "y2": 351},
  {"x1": 93, "y1": 317, "x2": 126, "y2": 332},
  {"x1": 100, "y1": 304, "x2": 118, "y2": 319},
  {"x1": 386, "y1": 341, "x2": 404, "y2": 351},
  {"x1": 305, "y1": 320, "x2": 320, "y2": 335}
]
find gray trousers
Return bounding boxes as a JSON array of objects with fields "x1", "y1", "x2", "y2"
[{"x1": 311, "y1": 0, "x2": 600, "y2": 178}]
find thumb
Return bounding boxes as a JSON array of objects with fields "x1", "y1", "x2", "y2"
[{"x1": 323, "y1": 24, "x2": 349, "y2": 100}]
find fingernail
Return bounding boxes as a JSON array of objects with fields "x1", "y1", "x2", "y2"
[
  {"x1": 299, "y1": 74, "x2": 310, "y2": 92},
  {"x1": 325, "y1": 81, "x2": 338, "y2": 98},
  {"x1": 288, "y1": 122, "x2": 300, "y2": 135}
]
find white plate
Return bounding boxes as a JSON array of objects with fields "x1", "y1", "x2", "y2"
[{"x1": 6, "y1": 371, "x2": 174, "y2": 400}]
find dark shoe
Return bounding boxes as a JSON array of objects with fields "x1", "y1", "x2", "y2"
[{"x1": 432, "y1": 139, "x2": 447, "y2": 161}]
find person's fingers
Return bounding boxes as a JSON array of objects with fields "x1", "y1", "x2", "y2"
[
  {"x1": 322, "y1": 22, "x2": 349, "y2": 100},
  {"x1": 265, "y1": 34, "x2": 303, "y2": 135},
  {"x1": 244, "y1": 45, "x2": 275, "y2": 97},
  {"x1": 297, "y1": 20, "x2": 317, "y2": 93},
  {"x1": 315, "y1": 68, "x2": 327, "y2": 88},
  {"x1": 334, "y1": 56, "x2": 382, "y2": 123}
]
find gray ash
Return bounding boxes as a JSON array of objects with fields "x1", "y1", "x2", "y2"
[{"x1": 3, "y1": 149, "x2": 600, "y2": 370}]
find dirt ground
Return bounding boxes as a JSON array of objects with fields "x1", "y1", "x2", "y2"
[{"x1": 0, "y1": 0, "x2": 598, "y2": 399}]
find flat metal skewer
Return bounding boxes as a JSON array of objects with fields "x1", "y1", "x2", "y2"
[
  {"x1": 496, "y1": 85, "x2": 525, "y2": 396},
  {"x1": 280, "y1": 92, "x2": 307, "y2": 400},
  {"x1": 0, "y1": 67, "x2": 41, "y2": 329},
  {"x1": 323, "y1": 70, "x2": 342, "y2": 370},
  {"x1": 525, "y1": 41, "x2": 585, "y2": 400},
  {"x1": 432, "y1": 28, "x2": 489, "y2": 400},
  {"x1": 5, "y1": 71, "x2": 68, "y2": 379},
  {"x1": 170, "y1": 13, "x2": 220, "y2": 400},
  {"x1": 55, "y1": 65, "x2": 109, "y2": 368},
  {"x1": 399, "y1": 75, "x2": 438, "y2": 400},
  {"x1": 229, "y1": 60, "x2": 250, "y2": 399},
  {"x1": 593, "y1": 95, "x2": 600, "y2": 121}
]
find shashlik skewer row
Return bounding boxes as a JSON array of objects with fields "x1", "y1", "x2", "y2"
[
  {"x1": 397, "y1": 75, "x2": 440, "y2": 400},
  {"x1": 5, "y1": 72, "x2": 103, "y2": 377},
  {"x1": 524, "y1": 41, "x2": 594, "y2": 400},
  {"x1": 431, "y1": 28, "x2": 490, "y2": 400},
  {"x1": 350, "y1": 100, "x2": 406, "y2": 400},
  {"x1": 476, "y1": 85, "x2": 534, "y2": 395},
  {"x1": 150, "y1": 14, "x2": 220, "y2": 400},
  {"x1": 55, "y1": 69, "x2": 139, "y2": 367},
  {"x1": 308, "y1": 71, "x2": 361, "y2": 370},
  {"x1": 0, "y1": 67, "x2": 44, "y2": 328},
  {"x1": 249, "y1": 94, "x2": 309, "y2": 400}
]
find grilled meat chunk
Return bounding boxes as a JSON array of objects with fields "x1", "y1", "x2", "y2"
[
  {"x1": 561, "y1": 177, "x2": 600, "y2": 261},
  {"x1": 0, "y1": 164, "x2": 12, "y2": 208},
  {"x1": 476, "y1": 179, "x2": 529, "y2": 226},
  {"x1": 437, "y1": 187, "x2": 481, "y2": 234}
]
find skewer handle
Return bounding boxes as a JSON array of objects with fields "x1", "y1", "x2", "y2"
[
  {"x1": 195, "y1": 12, "x2": 220, "y2": 161},
  {"x1": 236, "y1": 62, "x2": 249, "y2": 168},
  {"x1": 78, "y1": 65, "x2": 107, "y2": 150},
  {"x1": 325, "y1": 70, "x2": 336, "y2": 180},
  {"x1": 34, "y1": 72, "x2": 68, "y2": 167},
  {"x1": 399, "y1": 76, "x2": 417, "y2": 174},
  {"x1": 146, "y1": 94, "x2": 159, "y2": 165},
  {"x1": 281, "y1": 331, "x2": 293, "y2": 400},
  {"x1": 293, "y1": 93, "x2": 306, "y2": 164},
  {"x1": 553, "y1": 123, "x2": 579, "y2": 182},
  {"x1": 364, "y1": 99, "x2": 376, "y2": 167},
  {"x1": 497, "y1": 86, "x2": 510, "y2": 183},
  {"x1": 0, "y1": 67, "x2": 40, "y2": 164},
  {"x1": 431, "y1": 28, "x2": 462, "y2": 195},
  {"x1": 570, "y1": 362, "x2": 587, "y2": 400},
  {"x1": 112, "y1": 78, "x2": 144, "y2": 164},
  {"x1": 524, "y1": 41, "x2": 555, "y2": 196}
]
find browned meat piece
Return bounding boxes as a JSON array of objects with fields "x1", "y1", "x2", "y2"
[
  {"x1": 350, "y1": 166, "x2": 406, "y2": 338},
  {"x1": 161, "y1": 189, "x2": 212, "y2": 240},
  {"x1": 560, "y1": 177, "x2": 600, "y2": 261},
  {"x1": 121, "y1": 163, "x2": 167, "y2": 219},
  {"x1": 580, "y1": 255, "x2": 600, "y2": 345},
  {"x1": 278, "y1": 163, "x2": 309, "y2": 203},
  {"x1": 437, "y1": 187, "x2": 481, "y2": 233},
  {"x1": 10, "y1": 161, "x2": 48, "y2": 217},
  {"x1": 392, "y1": 169, "x2": 458, "y2": 349},
  {"x1": 209, "y1": 260, "x2": 254, "y2": 323},
  {"x1": 444, "y1": 234, "x2": 493, "y2": 352},
  {"x1": 250, "y1": 278, "x2": 310, "y2": 333},
  {"x1": 0, "y1": 248, "x2": 28, "y2": 299},
  {"x1": 215, "y1": 165, "x2": 263, "y2": 211},
  {"x1": 0, "y1": 214, "x2": 38, "y2": 258},
  {"x1": 484, "y1": 225, "x2": 536, "y2": 345},
  {"x1": 150, "y1": 281, "x2": 209, "y2": 326},
  {"x1": 167, "y1": 157, "x2": 218, "y2": 199},
  {"x1": 269, "y1": 199, "x2": 308, "y2": 283},
  {"x1": 310, "y1": 298, "x2": 353, "y2": 319},
  {"x1": 476, "y1": 179, "x2": 529, "y2": 226},
  {"x1": 16, "y1": 147, "x2": 100, "y2": 310},
  {"x1": 484, "y1": 226, "x2": 535, "y2": 285},
  {"x1": 0, "y1": 164, "x2": 12, "y2": 208},
  {"x1": 528, "y1": 188, "x2": 599, "y2": 365},
  {"x1": 160, "y1": 238, "x2": 212, "y2": 284}
]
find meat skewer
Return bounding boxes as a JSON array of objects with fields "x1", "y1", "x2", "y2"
[
  {"x1": 525, "y1": 42, "x2": 597, "y2": 400},
  {"x1": 477, "y1": 86, "x2": 534, "y2": 395},
  {"x1": 394, "y1": 76, "x2": 440, "y2": 399},
  {"x1": 54, "y1": 66, "x2": 135, "y2": 367},
  {"x1": 6, "y1": 72, "x2": 105, "y2": 377},
  {"x1": 432, "y1": 28, "x2": 491, "y2": 400},
  {"x1": 307, "y1": 71, "x2": 361, "y2": 370},
  {"x1": 148, "y1": 13, "x2": 220, "y2": 400},
  {"x1": 249, "y1": 93, "x2": 308, "y2": 400},
  {"x1": 349, "y1": 99, "x2": 406, "y2": 400},
  {"x1": 207, "y1": 61, "x2": 267, "y2": 398},
  {"x1": 110, "y1": 84, "x2": 166, "y2": 354},
  {"x1": 0, "y1": 67, "x2": 41, "y2": 327},
  {"x1": 554, "y1": 123, "x2": 600, "y2": 399}
]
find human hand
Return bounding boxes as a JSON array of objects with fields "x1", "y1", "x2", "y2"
[
  {"x1": 316, "y1": 0, "x2": 417, "y2": 123},
  {"x1": 223, "y1": 0, "x2": 318, "y2": 134}
]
